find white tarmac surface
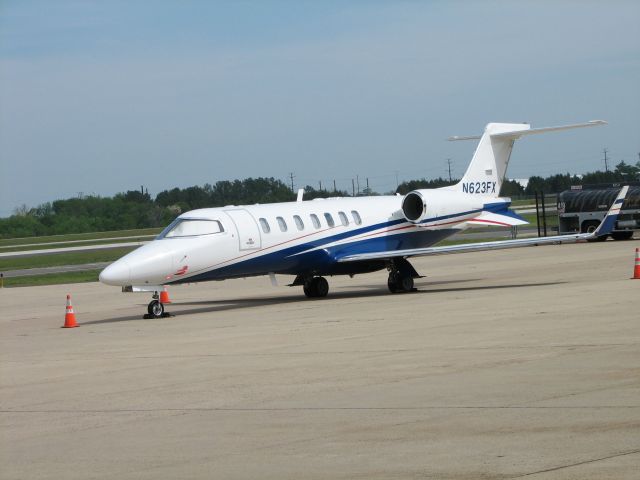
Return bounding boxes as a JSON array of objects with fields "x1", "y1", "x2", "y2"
[{"x1": 1, "y1": 240, "x2": 639, "y2": 479}]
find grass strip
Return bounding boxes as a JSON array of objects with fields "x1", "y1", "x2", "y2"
[
  {"x1": 0, "y1": 228, "x2": 162, "y2": 247},
  {"x1": 0, "y1": 237, "x2": 151, "y2": 253},
  {"x1": 0, "y1": 247, "x2": 136, "y2": 271},
  {"x1": 1, "y1": 270, "x2": 101, "y2": 288}
]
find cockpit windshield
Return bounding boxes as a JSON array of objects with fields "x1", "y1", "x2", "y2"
[{"x1": 157, "y1": 218, "x2": 224, "y2": 239}]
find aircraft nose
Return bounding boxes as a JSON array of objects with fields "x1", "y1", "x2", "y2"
[{"x1": 99, "y1": 259, "x2": 131, "y2": 286}]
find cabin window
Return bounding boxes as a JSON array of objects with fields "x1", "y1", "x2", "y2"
[
  {"x1": 259, "y1": 218, "x2": 270, "y2": 234},
  {"x1": 351, "y1": 210, "x2": 362, "y2": 225},
  {"x1": 159, "y1": 219, "x2": 224, "y2": 238},
  {"x1": 310, "y1": 214, "x2": 321, "y2": 229},
  {"x1": 338, "y1": 211, "x2": 349, "y2": 226},
  {"x1": 324, "y1": 213, "x2": 335, "y2": 228},
  {"x1": 276, "y1": 216, "x2": 288, "y2": 232},
  {"x1": 293, "y1": 215, "x2": 304, "y2": 231}
]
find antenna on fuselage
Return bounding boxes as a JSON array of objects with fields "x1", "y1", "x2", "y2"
[{"x1": 296, "y1": 189, "x2": 304, "y2": 202}]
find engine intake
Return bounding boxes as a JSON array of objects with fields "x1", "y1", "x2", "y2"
[{"x1": 402, "y1": 191, "x2": 427, "y2": 223}]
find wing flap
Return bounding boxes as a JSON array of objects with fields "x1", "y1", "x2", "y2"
[{"x1": 466, "y1": 211, "x2": 528, "y2": 227}]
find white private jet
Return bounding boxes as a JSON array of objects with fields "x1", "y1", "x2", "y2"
[{"x1": 100, "y1": 120, "x2": 628, "y2": 318}]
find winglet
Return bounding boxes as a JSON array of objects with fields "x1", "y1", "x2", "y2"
[{"x1": 590, "y1": 186, "x2": 629, "y2": 238}]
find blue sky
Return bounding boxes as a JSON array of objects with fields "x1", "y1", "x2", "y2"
[{"x1": 1, "y1": 0, "x2": 639, "y2": 216}]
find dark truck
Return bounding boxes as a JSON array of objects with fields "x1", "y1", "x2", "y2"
[{"x1": 557, "y1": 183, "x2": 640, "y2": 240}]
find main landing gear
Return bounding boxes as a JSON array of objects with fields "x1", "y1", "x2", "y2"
[
  {"x1": 387, "y1": 258, "x2": 420, "y2": 294},
  {"x1": 144, "y1": 291, "x2": 172, "y2": 319},
  {"x1": 290, "y1": 275, "x2": 330, "y2": 298},
  {"x1": 303, "y1": 276, "x2": 329, "y2": 298}
]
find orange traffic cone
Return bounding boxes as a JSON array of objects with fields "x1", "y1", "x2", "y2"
[
  {"x1": 63, "y1": 294, "x2": 78, "y2": 328},
  {"x1": 160, "y1": 286, "x2": 171, "y2": 304},
  {"x1": 633, "y1": 248, "x2": 640, "y2": 280}
]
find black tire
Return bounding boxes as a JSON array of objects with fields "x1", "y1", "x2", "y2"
[
  {"x1": 147, "y1": 300, "x2": 164, "y2": 318},
  {"x1": 399, "y1": 275, "x2": 414, "y2": 292},
  {"x1": 387, "y1": 273, "x2": 399, "y2": 293},
  {"x1": 303, "y1": 277, "x2": 329, "y2": 298},
  {"x1": 612, "y1": 231, "x2": 634, "y2": 241},
  {"x1": 315, "y1": 277, "x2": 329, "y2": 297},
  {"x1": 303, "y1": 282, "x2": 315, "y2": 298},
  {"x1": 582, "y1": 221, "x2": 608, "y2": 242},
  {"x1": 388, "y1": 272, "x2": 413, "y2": 293},
  {"x1": 582, "y1": 221, "x2": 600, "y2": 234}
]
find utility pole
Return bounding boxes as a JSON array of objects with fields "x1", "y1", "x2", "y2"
[
  {"x1": 446, "y1": 158, "x2": 453, "y2": 182},
  {"x1": 603, "y1": 148, "x2": 609, "y2": 172},
  {"x1": 319, "y1": 181, "x2": 322, "y2": 191},
  {"x1": 352, "y1": 179, "x2": 355, "y2": 196},
  {"x1": 366, "y1": 177, "x2": 369, "y2": 191},
  {"x1": 333, "y1": 179, "x2": 337, "y2": 192},
  {"x1": 395, "y1": 170, "x2": 399, "y2": 189},
  {"x1": 356, "y1": 175, "x2": 360, "y2": 194},
  {"x1": 289, "y1": 173, "x2": 295, "y2": 192}
]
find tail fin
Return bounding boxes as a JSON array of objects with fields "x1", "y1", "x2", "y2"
[{"x1": 443, "y1": 120, "x2": 606, "y2": 198}]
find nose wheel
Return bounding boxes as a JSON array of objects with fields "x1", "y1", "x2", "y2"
[{"x1": 143, "y1": 293, "x2": 172, "y2": 319}]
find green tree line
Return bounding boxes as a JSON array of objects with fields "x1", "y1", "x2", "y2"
[{"x1": 2, "y1": 163, "x2": 638, "y2": 239}]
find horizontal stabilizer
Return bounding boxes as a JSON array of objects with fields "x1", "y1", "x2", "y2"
[
  {"x1": 466, "y1": 211, "x2": 528, "y2": 227},
  {"x1": 448, "y1": 120, "x2": 606, "y2": 141},
  {"x1": 490, "y1": 120, "x2": 607, "y2": 140}
]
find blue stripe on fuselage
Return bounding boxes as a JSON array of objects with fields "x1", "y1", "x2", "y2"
[
  {"x1": 169, "y1": 206, "x2": 486, "y2": 284},
  {"x1": 482, "y1": 201, "x2": 511, "y2": 213},
  {"x1": 172, "y1": 227, "x2": 459, "y2": 283}
]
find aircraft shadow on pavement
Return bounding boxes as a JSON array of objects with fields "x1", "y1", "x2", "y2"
[{"x1": 83, "y1": 280, "x2": 565, "y2": 325}]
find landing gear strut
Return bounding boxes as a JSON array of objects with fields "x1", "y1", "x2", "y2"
[
  {"x1": 143, "y1": 291, "x2": 172, "y2": 319},
  {"x1": 387, "y1": 258, "x2": 419, "y2": 293},
  {"x1": 303, "y1": 276, "x2": 329, "y2": 298}
]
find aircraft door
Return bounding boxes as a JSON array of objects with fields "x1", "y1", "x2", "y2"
[{"x1": 223, "y1": 209, "x2": 262, "y2": 250}]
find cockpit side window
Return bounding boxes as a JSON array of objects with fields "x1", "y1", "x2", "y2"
[{"x1": 158, "y1": 219, "x2": 224, "y2": 239}]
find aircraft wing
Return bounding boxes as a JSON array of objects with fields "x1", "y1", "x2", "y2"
[{"x1": 337, "y1": 186, "x2": 628, "y2": 263}]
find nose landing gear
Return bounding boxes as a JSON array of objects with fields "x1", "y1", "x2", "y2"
[{"x1": 143, "y1": 292, "x2": 173, "y2": 319}]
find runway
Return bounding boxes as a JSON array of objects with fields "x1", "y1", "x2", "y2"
[{"x1": 1, "y1": 240, "x2": 639, "y2": 479}]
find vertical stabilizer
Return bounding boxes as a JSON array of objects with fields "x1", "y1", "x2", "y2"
[
  {"x1": 445, "y1": 123, "x2": 529, "y2": 197},
  {"x1": 443, "y1": 120, "x2": 606, "y2": 198}
]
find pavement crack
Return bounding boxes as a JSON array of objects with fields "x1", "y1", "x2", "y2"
[{"x1": 511, "y1": 448, "x2": 640, "y2": 478}]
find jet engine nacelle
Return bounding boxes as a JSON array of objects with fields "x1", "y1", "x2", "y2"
[
  {"x1": 401, "y1": 190, "x2": 431, "y2": 223},
  {"x1": 401, "y1": 189, "x2": 486, "y2": 224}
]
